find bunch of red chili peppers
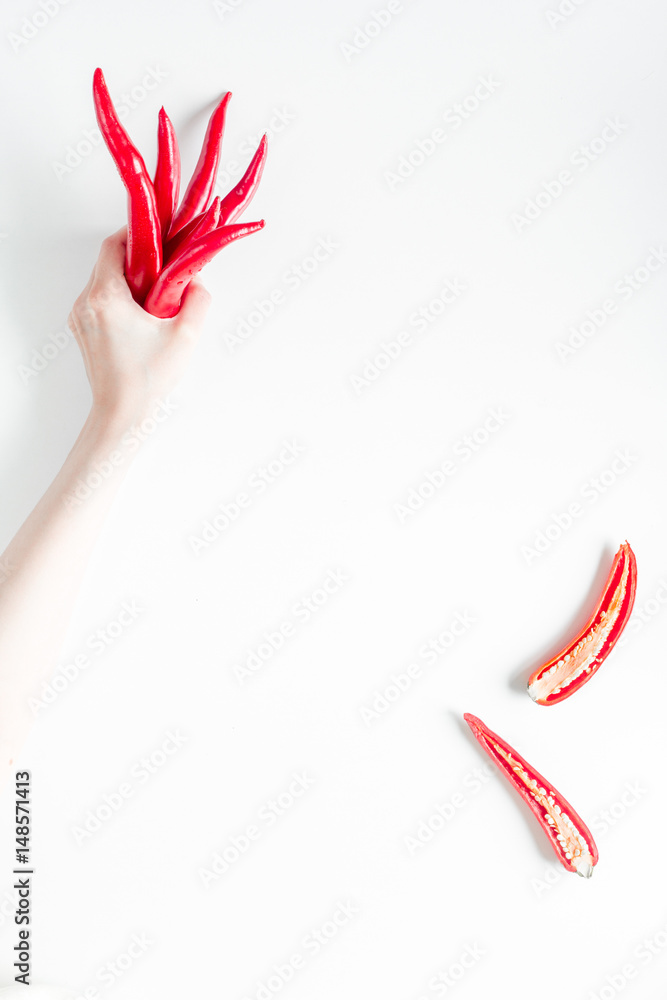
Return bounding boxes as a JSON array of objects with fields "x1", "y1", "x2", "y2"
[
  {"x1": 464, "y1": 541, "x2": 637, "y2": 878},
  {"x1": 92, "y1": 68, "x2": 266, "y2": 318}
]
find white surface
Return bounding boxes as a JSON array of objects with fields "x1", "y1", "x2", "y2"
[{"x1": 1, "y1": 0, "x2": 667, "y2": 997}]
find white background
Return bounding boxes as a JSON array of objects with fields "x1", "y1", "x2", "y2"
[{"x1": 1, "y1": 0, "x2": 667, "y2": 997}]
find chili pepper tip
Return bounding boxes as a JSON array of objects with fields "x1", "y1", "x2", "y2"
[{"x1": 576, "y1": 862, "x2": 594, "y2": 879}]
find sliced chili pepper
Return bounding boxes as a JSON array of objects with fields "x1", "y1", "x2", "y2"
[
  {"x1": 92, "y1": 68, "x2": 162, "y2": 304},
  {"x1": 168, "y1": 91, "x2": 232, "y2": 239},
  {"x1": 164, "y1": 196, "x2": 221, "y2": 264},
  {"x1": 143, "y1": 220, "x2": 265, "y2": 318},
  {"x1": 154, "y1": 107, "x2": 181, "y2": 238},
  {"x1": 463, "y1": 713, "x2": 598, "y2": 877},
  {"x1": 527, "y1": 541, "x2": 637, "y2": 706},
  {"x1": 218, "y1": 134, "x2": 268, "y2": 226}
]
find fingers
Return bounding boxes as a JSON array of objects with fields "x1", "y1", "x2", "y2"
[
  {"x1": 172, "y1": 279, "x2": 212, "y2": 335},
  {"x1": 92, "y1": 227, "x2": 132, "y2": 298}
]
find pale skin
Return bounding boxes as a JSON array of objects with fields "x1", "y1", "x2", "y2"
[{"x1": 0, "y1": 228, "x2": 210, "y2": 794}]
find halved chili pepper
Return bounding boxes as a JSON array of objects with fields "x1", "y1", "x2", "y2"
[
  {"x1": 92, "y1": 68, "x2": 162, "y2": 305},
  {"x1": 168, "y1": 91, "x2": 232, "y2": 239},
  {"x1": 163, "y1": 196, "x2": 221, "y2": 264},
  {"x1": 218, "y1": 134, "x2": 268, "y2": 226},
  {"x1": 143, "y1": 220, "x2": 265, "y2": 318},
  {"x1": 154, "y1": 107, "x2": 181, "y2": 238},
  {"x1": 527, "y1": 541, "x2": 637, "y2": 706},
  {"x1": 463, "y1": 713, "x2": 598, "y2": 877}
]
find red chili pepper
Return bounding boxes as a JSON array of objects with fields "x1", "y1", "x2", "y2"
[
  {"x1": 143, "y1": 220, "x2": 265, "y2": 318},
  {"x1": 168, "y1": 91, "x2": 232, "y2": 239},
  {"x1": 218, "y1": 134, "x2": 268, "y2": 226},
  {"x1": 163, "y1": 196, "x2": 221, "y2": 264},
  {"x1": 162, "y1": 207, "x2": 209, "y2": 262},
  {"x1": 154, "y1": 107, "x2": 181, "y2": 238},
  {"x1": 463, "y1": 713, "x2": 599, "y2": 877},
  {"x1": 527, "y1": 541, "x2": 637, "y2": 706},
  {"x1": 92, "y1": 68, "x2": 162, "y2": 304}
]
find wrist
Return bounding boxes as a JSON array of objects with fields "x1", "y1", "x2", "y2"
[
  {"x1": 88, "y1": 388, "x2": 178, "y2": 428},
  {"x1": 78, "y1": 406, "x2": 148, "y2": 472},
  {"x1": 55, "y1": 407, "x2": 142, "y2": 517},
  {"x1": 85, "y1": 395, "x2": 178, "y2": 455},
  {"x1": 84, "y1": 405, "x2": 142, "y2": 446}
]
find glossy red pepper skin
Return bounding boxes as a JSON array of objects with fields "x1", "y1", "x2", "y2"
[
  {"x1": 143, "y1": 220, "x2": 265, "y2": 318},
  {"x1": 154, "y1": 108, "x2": 181, "y2": 238},
  {"x1": 463, "y1": 713, "x2": 599, "y2": 877},
  {"x1": 527, "y1": 542, "x2": 637, "y2": 706},
  {"x1": 168, "y1": 91, "x2": 232, "y2": 239},
  {"x1": 92, "y1": 68, "x2": 162, "y2": 305},
  {"x1": 218, "y1": 134, "x2": 268, "y2": 226},
  {"x1": 164, "y1": 196, "x2": 221, "y2": 264}
]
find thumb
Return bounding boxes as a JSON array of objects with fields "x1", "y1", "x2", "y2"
[{"x1": 172, "y1": 279, "x2": 212, "y2": 336}]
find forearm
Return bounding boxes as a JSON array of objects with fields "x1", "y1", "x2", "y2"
[{"x1": 0, "y1": 405, "x2": 142, "y2": 788}]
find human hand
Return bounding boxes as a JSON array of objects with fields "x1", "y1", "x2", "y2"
[{"x1": 68, "y1": 227, "x2": 211, "y2": 424}]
